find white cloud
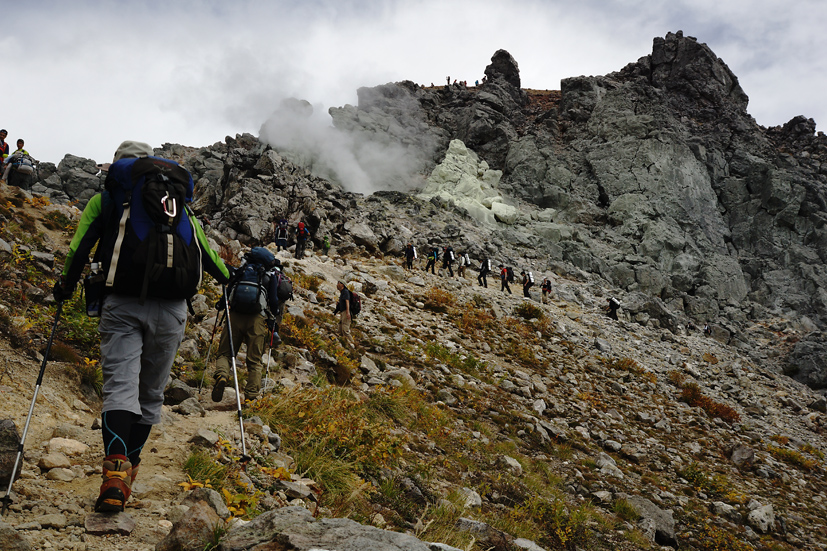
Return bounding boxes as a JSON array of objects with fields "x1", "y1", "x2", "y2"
[{"x1": 4, "y1": 0, "x2": 825, "y2": 165}]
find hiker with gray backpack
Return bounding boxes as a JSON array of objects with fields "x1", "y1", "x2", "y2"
[
  {"x1": 441, "y1": 246, "x2": 455, "y2": 278},
  {"x1": 478, "y1": 257, "x2": 491, "y2": 287},
  {"x1": 211, "y1": 246, "x2": 292, "y2": 404},
  {"x1": 521, "y1": 270, "x2": 535, "y2": 298},
  {"x1": 52, "y1": 140, "x2": 230, "y2": 514},
  {"x1": 0, "y1": 138, "x2": 36, "y2": 190}
]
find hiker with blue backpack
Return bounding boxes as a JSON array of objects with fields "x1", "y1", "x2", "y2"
[
  {"x1": 425, "y1": 247, "x2": 438, "y2": 275},
  {"x1": 211, "y1": 246, "x2": 292, "y2": 404},
  {"x1": 52, "y1": 140, "x2": 230, "y2": 514}
]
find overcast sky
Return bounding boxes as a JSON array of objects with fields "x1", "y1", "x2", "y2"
[{"x1": 6, "y1": 0, "x2": 826, "y2": 165}]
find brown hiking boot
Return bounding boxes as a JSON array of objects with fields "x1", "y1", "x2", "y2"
[{"x1": 95, "y1": 455, "x2": 133, "y2": 513}]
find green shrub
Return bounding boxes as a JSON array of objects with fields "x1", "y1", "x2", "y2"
[{"x1": 514, "y1": 301, "x2": 545, "y2": 321}]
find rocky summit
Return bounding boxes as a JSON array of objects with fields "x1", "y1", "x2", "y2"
[{"x1": 1, "y1": 30, "x2": 826, "y2": 551}]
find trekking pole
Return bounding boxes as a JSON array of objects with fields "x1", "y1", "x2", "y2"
[
  {"x1": 1, "y1": 302, "x2": 63, "y2": 516},
  {"x1": 197, "y1": 310, "x2": 225, "y2": 394},
  {"x1": 263, "y1": 319, "x2": 278, "y2": 392},
  {"x1": 221, "y1": 285, "x2": 250, "y2": 462}
]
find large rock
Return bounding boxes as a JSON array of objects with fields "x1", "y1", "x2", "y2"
[
  {"x1": 788, "y1": 333, "x2": 827, "y2": 389},
  {"x1": 0, "y1": 420, "x2": 20, "y2": 485},
  {"x1": 620, "y1": 292, "x2": 681, "y2": 333},
  {"x1": 157, "y1": 501, "x2": 222, "y2": 551},
  {"x1": 218, "y1": 506, "x2": 437, "y2": 551},
  {"x1": 747, "y1": 504, "x2": 775, "y2": 534},
  {"x1": 484, "y1": 49, "x2": 522, "y2": 90},
  {"x1": 418, "y1": 140, "x2": 512, "y2": 227},
  {"x1": 624, "y1": 495, "x2": 677, "y2": 547},
  {"x1": 54, "y1": 154, "x2": 104, "y2": 205}
]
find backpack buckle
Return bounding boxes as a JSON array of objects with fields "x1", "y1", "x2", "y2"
[{"x1": 160, "y1": 193, "x2": 177, "y2": 217}]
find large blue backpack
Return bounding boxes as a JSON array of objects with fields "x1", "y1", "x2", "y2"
[
  {"x1": 100, "y1": 156, "x2": 203, "y2": 301},
  {"x1": 230, "y1": 247, "x2": 276, "y2": 314}
]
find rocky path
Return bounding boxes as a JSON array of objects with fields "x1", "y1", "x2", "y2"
[{"x1": 0, "y1": 342, "x2": 240, "y2": 551}]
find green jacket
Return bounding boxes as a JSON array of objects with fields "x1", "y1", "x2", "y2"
[{"x1": 62, "y1": 192, "x2": 229, "y2": 293}]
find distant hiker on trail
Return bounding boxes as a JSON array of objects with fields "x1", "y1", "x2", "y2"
[
  {"x1": 441, "y1": 246, "x2": 455, "y2": 278},
  {"x1": 457, "y1": 251, "x2": 470, "y2": 278},
  {"x1": 499, "y1": 264, "x2": 511, "y2": 294},
  {"x1": 478, "y1": 257, "x2": 491, "y2": 288},
  {"x1": 0, "y1": 129, "x2": 9, "y2": 163},
  {"x1": 541, "y1": 277, "x2": 552, "y2": 304},
  {"x1": 52, "y1": 140, "x2": 230, "y2": 513},
  {"x1": 703, "y1": 323, "x2": 712, "y2": 336},
  {"x1": 446, "y1": 76, "x2": 450, "y2": 85},
  {"x1": 274, "y1": 219, "x2": 289, "y2": 251},
  {"x1": 1, "y1": 139, "x2": 35, "y2": 188},
  {"x1": 404, "y1": 243, "x2": 417, "y2": 271},
  {"x1": 607, "y1": 297, "x2": 621, "y2": 320},
  {"x1": 334, "y1": 280, "x2": 354, "y2": 347},
  {"x1": 521, "y1": 270, "x2": 535, "y2": 298},
  {"x1": 212, "y1": 247, "x2": 288, "y2": 404},
  {"x1": 322, "y1": 235, "x2": 331, "y2": 255},
  {"x1": 295, "y1": 221, "x2": 310, "y2": 259},
  {"x1": 425, "y1": 247, "x2": 438, "y2": 275}
]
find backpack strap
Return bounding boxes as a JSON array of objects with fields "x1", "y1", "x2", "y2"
[{"x1": 105, "y1": 192, "x2": 132, "y2": 289}]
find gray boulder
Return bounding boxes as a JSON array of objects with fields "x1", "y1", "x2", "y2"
[
  {"x1": 164, "y1": 379, "x2": 196, "y2": 405},
  {"x1": 157, "y1": 501, "x2": 223, "y2": 551},
  {"x1": 788, "y1": 333, "x2": 827, "y2": 389},
  {"x1": 624, "y1": 495, "x2": 677, "y2": 547},
  {"x1": 0, "y1": 419, "x2": 20, "y2": 486},
  {"x1": 218, "y1": 506, "x2": 437, "y2": 551}
]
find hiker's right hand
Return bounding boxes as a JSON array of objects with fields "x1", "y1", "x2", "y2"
[{"x1": 52, "y1": 277, "x2": 74, "y2": 302}]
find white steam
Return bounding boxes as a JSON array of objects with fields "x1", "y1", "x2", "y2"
[{"x1": 259, "y1": 96, "x2": 433, "y2": 195}]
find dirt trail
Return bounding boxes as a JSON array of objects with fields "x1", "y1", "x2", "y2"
[{"x1": 0, "y1": 338, "x2": 240, "y2": 551}]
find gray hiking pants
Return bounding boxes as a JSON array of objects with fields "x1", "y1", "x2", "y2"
[{"x1": 99, "y1": 294, "x2": 188, "y2": 425}]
